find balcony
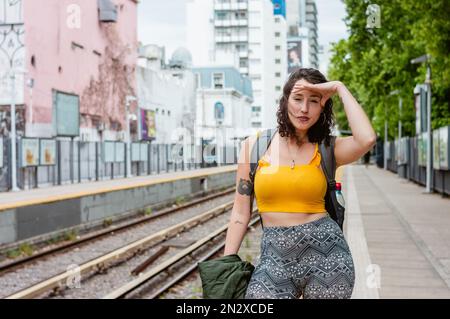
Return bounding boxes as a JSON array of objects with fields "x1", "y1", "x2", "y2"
[
  {"x1": 239, "y1": 67, "x2": 249, "y2": 74},
  {"x1": 238, "y1": 51, "x2": 248, "y2": 58},
  {"x1": 214, "y1": 19, "x2": 248, "y2": 27},
  {"x1": 216, "y1": 34, "x2": 248, "y2": 43},
  {"x1": 214, "y1": 1, "x2": 248, "y2": 11}
]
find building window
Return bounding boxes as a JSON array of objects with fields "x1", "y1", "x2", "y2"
[
  {"x1": 275, "y1": 17, "x2": 280, "y2": 23},
  {"x1": 213, "y1": 73, "x2": 224, "y2": 89},
  {"x1": 275, "y1": 58, "x2": 281, "y2": 64},
  {"x1": 275, "y1": 86, "x2": 281, "y2": 91},
  {"x1": 214, "y1": 102, "x2": 225, "y2": 121},
  {"x1": 275, "y1": 32, "x2": 280, "y2": 37},
  {"x1": 275, "y1": 72, "x2": 281, "y2": 77},
  {"x1": 235, "y1": 11, "x2": 247, "y2": 19},
  {"x1": 239, "y1": 58, "x2": 248, "y2": 68},
  {"x1": 195, "y1": 73, "x2": 201, "y2": 88},
  {"x1": 236, "y1": 44, "x2": 247, "y2": 52},
  {"x1": 275, "y1": 45, "x2": 281, "y2": 51},
  {"x1": 216, "y1": 12, "x2": 227, "y2": 20},
  {"x1": 162, "y1": 109, "x2": 165, "y2": 115},
  {"x1": 252, "y1": 122, "x2": 262, "y2": 128},
  {"x1": 252, "y1": 106, "x2": 261, "y2": 112}
]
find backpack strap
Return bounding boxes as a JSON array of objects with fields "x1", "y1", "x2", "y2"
[
  {"x1": 248, "y1": 128, "x2": 278, "y2": 229},
  {"x1": 249, "y1": 128, "x2": 278, "y2": 183},
  {"x1": 319, "y1": 135, "x2": 337, "y2": 191}
]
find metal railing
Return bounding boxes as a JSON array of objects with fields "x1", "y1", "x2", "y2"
[{"x1": 0, "y1": 138, "x2": 239, "y2": 192}]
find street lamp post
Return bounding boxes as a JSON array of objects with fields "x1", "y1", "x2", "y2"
[
  {"x1": 411, "y1": 54, "x2": 432, "y2": 193},
  {"x1": 125, "y1": 95, "x2": 137, "y2": 178},
  {"x1": 9, "y1": 70, "x2": 20, "y2": 191}
]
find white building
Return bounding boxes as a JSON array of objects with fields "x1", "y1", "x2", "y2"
[
  {"x1": 285, "y1": 0, "x2": 319, "y2": 68},
  {"x1": 193, "y1": 66, "x2": 253, "y2": 147},
  {"x1": 137, "y1": 45, "x2": 197, "y2": 144},
  {"x1": 269, "y1": 1, "x2": 288, "y2": 128},
  {"x1": 187, "y1": 0, "x2": 288, "y2": 130}
]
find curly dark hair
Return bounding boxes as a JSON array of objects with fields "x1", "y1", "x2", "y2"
[{"x1": 276, "y1": 68, "x2": 335, "y2": 147}]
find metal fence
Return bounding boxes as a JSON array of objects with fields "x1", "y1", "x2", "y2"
[
  {"x1": 375, "y1": 133, "x2": 450, "y2": 196},
  {"x1": 0, "y1": 137, "x2": 239, "y2": 192}
]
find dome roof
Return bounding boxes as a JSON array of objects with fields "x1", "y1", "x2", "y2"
[{"x1": 169, "y1": 47, "x2": 192, "y2": 68}]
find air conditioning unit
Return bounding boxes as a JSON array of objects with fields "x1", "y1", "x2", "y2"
[{"x1": 98, "y1": 0, "x2": 117, "y2": 22}]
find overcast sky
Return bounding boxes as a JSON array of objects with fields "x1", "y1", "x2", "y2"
[{"x1": 138, "y1": 0, "x2": 348, "y2": 75}]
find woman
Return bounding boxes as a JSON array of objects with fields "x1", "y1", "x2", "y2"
[{"x1": 223, "y1": 68, "x2": 377, "y2": 299}]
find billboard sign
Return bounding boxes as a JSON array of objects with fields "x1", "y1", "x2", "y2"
[
  {"x1": 287, "y1": 40, "x2": 302, "y2": 74},
  {"x1": 53, "y1": 91, "x2": 80, "y2": 137},
  {"x1": 140, "y1": 109, "x2": 156, "y2": 141},
  {"x1": 20, "y1": 138, "x2": 39, "y2": 167},
  {"x1": 40, "y1": 139, "x2": 56, "y2": 166},
  {"x1": 414, "y1": 85, "x2": 428, "y2": 134},
  {"x1": 439, "y1": 126, "x2": 449, "y2": 170}
]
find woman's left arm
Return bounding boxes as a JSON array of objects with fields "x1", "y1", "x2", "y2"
[{"x1": 333, "y1": 82, "x2": 377, "y2": 167}]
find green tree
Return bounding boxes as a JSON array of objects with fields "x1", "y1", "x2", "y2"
[{"x1": 328, "y1": 0, "x2": 450, "y2": 140}]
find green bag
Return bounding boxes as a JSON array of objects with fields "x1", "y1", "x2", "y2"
[{"x1": 198, "y1": 254, "x2": 255, "y2": 299}]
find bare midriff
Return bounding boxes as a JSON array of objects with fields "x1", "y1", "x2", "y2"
[{"x1": 260, "y1": 211, "x2": 328, "y2": 227}]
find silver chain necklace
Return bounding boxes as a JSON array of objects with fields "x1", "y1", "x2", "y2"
[{"x1": 286, "y1": 137, "x2": 308, "y2": 169}]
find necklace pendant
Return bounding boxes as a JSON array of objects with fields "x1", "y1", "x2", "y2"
[{"x1": 290, "y1": 160, "x2": 295, "y2": 169}]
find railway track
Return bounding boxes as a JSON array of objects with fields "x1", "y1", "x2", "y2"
[
  {"x1": 4, "y1": 199, "x2": 254, "y2": 299},
  {"x1": 0, "y1": 188, "x2": 234, "y2": 276},
  {"x1": 104, "y1": 213, "x2": 259, "y2": 299}
]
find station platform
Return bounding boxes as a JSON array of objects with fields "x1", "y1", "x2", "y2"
[
  {"x1": 344, "y1": 164, "x2": 450, "y2": 298},
  {"x1": 162, "y1": 162, "x2": 450, "y2": 299},
  {"x1": 0, "y1": 165, "x2": 237, "y2": 246}
]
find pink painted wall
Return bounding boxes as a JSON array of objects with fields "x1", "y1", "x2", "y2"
[{"x1": 24, "y1": 0, "x2": 137, "y2": 133}]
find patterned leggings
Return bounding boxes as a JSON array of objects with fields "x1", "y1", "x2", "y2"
[{"x1": 245, "y1": 215, "x2": 355, "y2": 299}]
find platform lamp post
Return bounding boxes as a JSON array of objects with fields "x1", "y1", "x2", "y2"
[
  {"x1": 6, "y1": 65, "x2": 28, "y2": 192},
  {"x1": 8, "y1": 69, "x2": 20, "y2": 191},
  {"x1": 411, "y1": 54, "x2": 432, "y2": 193},
  {"x1": 2, "y1": 22, "x2": 25, "y2": 191},
  {"x1": 125, "y1": 95, "x2": 137, "y2": 178},
  {"x1": 389, "y1": 89, "x2": 403, "y2": 166}
]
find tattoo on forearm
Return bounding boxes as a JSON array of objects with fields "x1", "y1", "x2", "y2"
[{"x1": 237, "y1": 178, "x2": 253, "y2": 196}]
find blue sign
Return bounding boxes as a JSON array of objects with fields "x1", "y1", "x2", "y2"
[{"x1": 272, "y1": 0, "x2": 286, "y2": 18}]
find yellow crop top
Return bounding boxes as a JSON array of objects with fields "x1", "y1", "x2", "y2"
[{"x1": 254, "y1": 142, "x2": 327, "y2": 213}]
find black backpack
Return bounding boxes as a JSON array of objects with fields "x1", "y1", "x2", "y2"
[{"x1": 248, "y1": 128, "x2": 345, "y2": 231}]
